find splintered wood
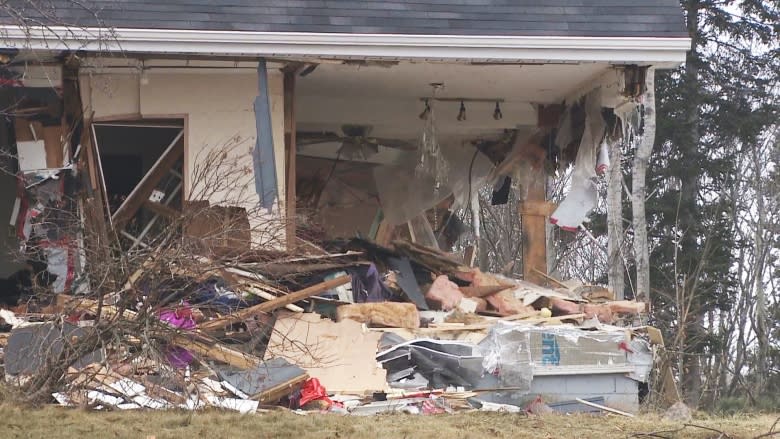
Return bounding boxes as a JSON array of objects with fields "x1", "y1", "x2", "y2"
[
  {"x1": 264, "y1": 312, "x2": 387, "y2": 394},
  {"x1": 199, "y1": 275, "x2": 351, "y2": 331}
]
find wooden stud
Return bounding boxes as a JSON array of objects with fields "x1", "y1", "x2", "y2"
[
  {"x1": 252, "y1": 373, "x2": 309, "y2": 403},
  {"x1": 283, "y1": 67, "x2": 300, "y2": 251}
]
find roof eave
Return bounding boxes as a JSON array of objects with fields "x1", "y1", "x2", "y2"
[{"x1": 1, "y1": 26, "x2": 691, "y2": 67}]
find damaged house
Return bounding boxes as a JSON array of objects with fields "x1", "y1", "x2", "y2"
[{"x1": 0, "y1": 1, "x2": 689, "y2": 415}]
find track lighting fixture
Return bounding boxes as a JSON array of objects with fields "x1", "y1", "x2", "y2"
[
  {"x1": 493, "y1": 101, "x2": 503, "y2": 120},
  {"x1": 419, "y1": 99, "x2": 431, "y2": 120},
  {"x1": 457, "y1": 100, "x2": 466, "y2": 121}
]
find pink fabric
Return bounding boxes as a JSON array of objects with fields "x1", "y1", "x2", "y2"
[{"x1": 158, "y1": 305, "x2": 196, "y2": 330}]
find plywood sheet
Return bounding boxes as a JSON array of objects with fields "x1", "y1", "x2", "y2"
[{"x1": 264, "y1": 312, "x2": 387, "y2": 393}]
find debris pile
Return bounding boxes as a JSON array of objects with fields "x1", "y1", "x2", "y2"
[{"x1": 1, "y1": 233, "x2": 660, "y2": 415}]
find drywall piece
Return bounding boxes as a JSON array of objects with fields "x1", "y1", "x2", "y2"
[
  {"x1": 107, "y1": 378, "x2": 146, "y2": 397},
  {"x1": 264, "y1": 312, "x2": 387, "y2": 393},
  {"x1": 132, "y1": 394, "x2": 170, "y2": 409},
  {"x1": 52, "y1": 392, "x2": 73, "y2": 406},
  {"x1": 17, "y1": 140, "x2": 47, "y2": 171},
  {"x1": 349, "y1": 398, "x2": 428, "y2": 416},
  {"x1": 4, "y1": 322, "x2": 103, "y2": 375},
  {"x1": 87, "y1": 390, "x2": 124, "y2": 407},
  {"x1": 205, "y1": 395, "x2": 259, "y2": 414}
]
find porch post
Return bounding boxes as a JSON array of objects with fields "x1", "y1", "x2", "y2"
[
  {"x1": 283, "y1": 64, "x2": 301, "y2": 251},
  {"x1": 521, "y1": 106, "x2": 561, "y2": 285},
  {"x1": 519, "y1": 173, "x2": 553, "y2": 285}
]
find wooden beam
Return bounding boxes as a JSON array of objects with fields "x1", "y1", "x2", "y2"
[
  {"x1": 283, "y1": 69, "x2": 298, "y2": 251},
  {"x1": 520, "y1": 144, "x2": 549, "y2": 285},
  {"x1": 253, "y1": 373, "x2": 309, "y2": 403},
  {"x1": 111, "y1": 131, "x2": 184, "y2": 230},
  {"x1": 199, "y1": 275, "x2": 351, "y2": 331},
  {"x1": 519, "y1": 200, "x2": 557, "y2": 217},
  {"x1": 574, "y1": 398, "x2": 635, "y2": 417}
]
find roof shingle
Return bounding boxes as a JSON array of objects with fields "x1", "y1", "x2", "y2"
[{"x1": 4, "y1": 0, "x2": 688, "y2": 38}]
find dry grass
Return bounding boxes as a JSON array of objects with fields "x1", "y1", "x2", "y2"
[{"x1": 0, "y1": 405, "x2": 777, "y2": 439}]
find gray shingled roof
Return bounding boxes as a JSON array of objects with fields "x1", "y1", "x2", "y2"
[{"x1": 5, "y1": 0, "x2": 688, "y2": 38}]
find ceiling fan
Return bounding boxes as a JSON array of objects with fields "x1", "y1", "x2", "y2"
[{"x1": 297, "y1": 124, "x2": 415, "y2": 160}]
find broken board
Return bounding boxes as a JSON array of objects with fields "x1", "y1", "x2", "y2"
[{"x1": 264, "y1": 312, "x2": 387, "y2": 394}]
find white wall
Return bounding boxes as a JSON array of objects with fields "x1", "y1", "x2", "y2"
[{"x1": 79, "y1": 68, "x2": 286, "y2": 212}]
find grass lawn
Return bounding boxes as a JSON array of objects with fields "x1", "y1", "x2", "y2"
[{"x1": 0, "y1": 405, "x2": 778, "y2": 439}]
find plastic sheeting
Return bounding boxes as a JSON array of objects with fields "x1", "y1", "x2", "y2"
[
  {"x1": 550, "y1": 90, "x2": 607, "y2": 231},
  {"x1": 374, "y1": 144, "x2": 494, "y2": 226},
  {"x1": 479, "y1": 322, "x2": 641, "y2": 391}
]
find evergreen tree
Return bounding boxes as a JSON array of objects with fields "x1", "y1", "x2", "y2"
[{"x1": 650, "y1": 0, "x2": 779, "y2": 406}]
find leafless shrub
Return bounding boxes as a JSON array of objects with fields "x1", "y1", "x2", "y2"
[{"x1": 0, "y1": 132, "x2": 335, "y2": 406}]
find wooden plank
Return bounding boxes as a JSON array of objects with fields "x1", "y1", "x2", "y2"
[
  {"x1": 42, "y1": 125, "x2": 64, "y2": 168},
  {"x1": 283, "y1": 70, "x2": 298, "y2": 251},
  {"x1": 83, "y1": 119, "x2": 99, "y2": 190},
  {"x1": 199, "y1": 275, "x2": 351, "y2": 331},
  {"x1": 252, "y1": 373, "x2": 309, "y2": 403},
  {"x1": 574, "y1": 398, "x2": 635, "y2": 417},
  {"x1": 532, "y1": 268, "x2": 570, "y2": 289},
  {"x1": 171, "y1": 334, "x2": 261, "y2": 369},
  {"x1": 90, "y1": 123, "x2": 114, "y2": 226},
  {"x1": 143, "y1": 200, "x2": 180, "y2": 219},
  {"x1": 243, "y1": 285, "x2": 304, "y2": 313},
  {"x1": 111, "y1": 130, "x2": 184, "y2": 230}
]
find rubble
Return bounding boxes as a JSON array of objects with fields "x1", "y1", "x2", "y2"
[{"x1": 0, "y1": 230, "x2": 660, "y2": 416}]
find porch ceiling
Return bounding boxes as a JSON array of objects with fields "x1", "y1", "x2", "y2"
[{"x1": 295, "y1": 61, "x2": 612, "y2": 152}]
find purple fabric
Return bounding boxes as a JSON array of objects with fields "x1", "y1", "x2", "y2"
[
  {"x1": 167, "y1": 346, "x2": 194, "y2": 369},
  {"x1": 158, "y1": 306, "x2": 196, "y2": 330},
  {"x1": 348, "y1": 263, "x2": 396, "y2": 303}
]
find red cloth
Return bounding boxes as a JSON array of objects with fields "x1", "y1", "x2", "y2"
[{"x1": 299, "y1": 378, "x2": 333, "y2": 407}]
